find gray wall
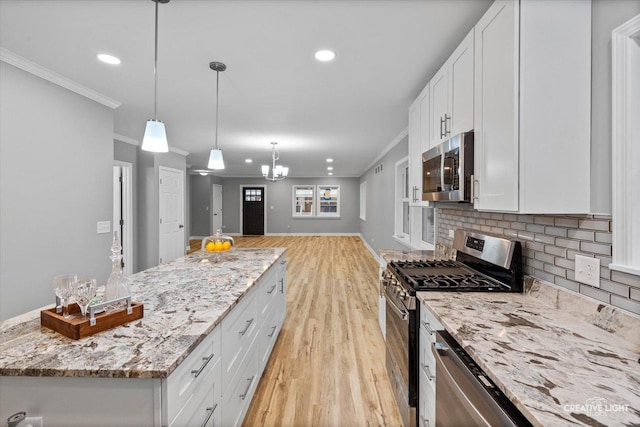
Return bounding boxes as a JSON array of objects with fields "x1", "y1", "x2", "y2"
[
  {"x1": 137, "y1": 150, "x2": 187, "y2": 271},
  {"x1": 590, "y1": 0, "x2": 640, "y2": 214},
  {"x1": 359, "y1": 136, "x2": 410, "y2": 253},
  {"x1": 190, "y1": 174, "x2": 213, "y2": 237},
  {"x1": 114, "y1": 140, "x2": 139, "y2": 273},
  {"x1": 220, "y1": 177, "x2": 360, "y2": 235},
  {"x1": 0, "y1": 62, "x2": 114, "y2": 321}
]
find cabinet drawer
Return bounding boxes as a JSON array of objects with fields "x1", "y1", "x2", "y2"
[
  {"x1": 221, "y1": 290, "x2": 258, "y2": 384},
  {"x1": 169, "y1": 357, "x2": 220, "y2": 427},
  {"x1": 164, "y1": 327, "x2": 220, "y2": 423},
  {"x1": 419, "y1": 330, "x2": 436, "y2": 392},
  {"x1": 419, "y1": 367, "x2": 436, "y2": 427},
  {"x1": 419, "y1": 302, "x2": 443, "y2": 342},
  {"x1": 258, "y1": 267, "x2": 278, "y2": 321},
  {"x1": 221, "y1": 349, "x2": 258, "y2": 427},
  {"x1": 258, "y1": 305, "x2": 282, "y2": 372}
]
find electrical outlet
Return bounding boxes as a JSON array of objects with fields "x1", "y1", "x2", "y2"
[
  {"x1": 448, "y1": 229, "x2": 455, "y2": 238},
  {"x1": 575, "y1": 255, "x2": 600, "y2": 288}
]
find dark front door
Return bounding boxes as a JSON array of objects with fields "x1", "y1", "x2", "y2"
[{"x1": 242, "y1": 187, "x2": 265, "y2": 235}]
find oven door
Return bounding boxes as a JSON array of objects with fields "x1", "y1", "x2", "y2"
[{"x1": 385, "y1": 285, "x2": 416, "y2": 427}]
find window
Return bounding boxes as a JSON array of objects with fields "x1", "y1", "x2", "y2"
[
  {"x1": 292, "y1": 186, "x2": 315, "y2": 216},
  {"x1": 360, "y1": 181, "x2": 366, "y2": 220},
  {"x1": 421, "y1": 206, "x2": 435, "y2": 246},
  {"x1": 317, "y1": 185, "x2": 340, "y2": 217},
  {"x1": 244, "y1": 188, "x2": 262, "y2": 202},
  {"x1": 394, "y1": 158, "x2": 410, "y2": 241}
]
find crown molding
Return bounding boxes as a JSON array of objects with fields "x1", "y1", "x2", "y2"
[
  {"x1": 114, "y1": 133, "x2": 139, "y2": 146},
  {"x1": 169, "y1": 146, "x2": 190, "y2": 156},
  {"x1": 0, "y1": 47, "x2": 121, "y2": 109},
  {"x1": 364, "y1": 126, "x2": 409, "y2": 173}
]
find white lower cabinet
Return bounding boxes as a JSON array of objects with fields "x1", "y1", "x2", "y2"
[
  {"x1": 418, "y1": 300, "x2": 442, "y2": 427},
  {"x1": 164, "y1": 327, "x2": 221, "y2": 427}
]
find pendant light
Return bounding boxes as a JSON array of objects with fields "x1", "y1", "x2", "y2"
[
  {"x1": 141, "y1": 0, "x2": 169, "y2": 153},
  {"x1": 262, "y1": 142, "x2": 289, "y2": 181},
  {"x1": 208, "y1": 61, "x2": 226, "y2": 170}
]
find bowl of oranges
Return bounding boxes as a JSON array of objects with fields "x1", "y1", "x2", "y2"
[{"x1": 202, "y1": 229, "x2": 234, "y2": 253}]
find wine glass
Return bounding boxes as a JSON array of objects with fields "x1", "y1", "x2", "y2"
[
  {"x1": 73, "y1": 279, "x2": 97, "y2": 319},
  {"x1": 53, "y1": 274, "x2": 76, "y2": 319}
]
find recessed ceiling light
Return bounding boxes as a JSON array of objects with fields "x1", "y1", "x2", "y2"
[
  {"x1": 315, "y1": 50, "x2": 336, "y2": 62},
  {"x1": 328, "y1": 172, "x2": 333, "y2": 176},
  {"x1": 97, "y1": 53, "x2": 121, "y2": 65},
  {"x1": 199, "y1": 172, "x2": 208, "y2": 176},
  {"x1": 327, "y1": 166, "x2": 333, "y2": 171},
  {"x1": 326, "y1": 158, "x2": 333, "y2": 163},
  {"x1": 245, "y1": 159, "x2": 253, "y2": 163}
]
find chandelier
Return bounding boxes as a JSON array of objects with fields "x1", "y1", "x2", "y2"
[{"x1": 262, "y1": 142, "x2": 289, "y2": 181}]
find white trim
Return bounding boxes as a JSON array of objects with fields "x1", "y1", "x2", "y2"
[
  {"x1": 611, "y1": 14, "x2": 640, "y2": 276},
  {"x1": 364, "y1": 127, "x2": 408, "y2": 173},
  {"x1": 0, "y1": 47, "x2": 121, "y2": 109},
  {"x1": 113, "y1": 161, "x2": 134, "y2": 276},
  {"x1": 114, "y1": 133, "x2": 139, "y2": 146},
  {"x1": 359, "y1": 233, "x2": 381, "y2": 263},
  {"x1": 264, "y1": 232, "x2": 360, "y2": 236},
  {"x1": 169, "y1": 146, "x2": 190, "y2": 156}
]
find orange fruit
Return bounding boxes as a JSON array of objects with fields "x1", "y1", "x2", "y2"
[
  {"x1": 205, "y1": 241, "x2": 215, "y2": 252},
  {"x1": 222, "y1": 241, "x2": 231, "y2": 251},
  {"x1": 214, "y1": 241, "x2": 224, "y2": 251}
]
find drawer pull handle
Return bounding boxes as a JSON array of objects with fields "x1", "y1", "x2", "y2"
[
  {"x1": 421, "y1": 320, "x2": 434, "y2": 335},
  {"x1": 239, "y1": 318, "x2": 254, "y2": 336},
  {"x1": 191, "y1": 353, "x2": 214, "y2": 378},
  {"x1": 200, "y1": 403, "x2": 217, "y2": 427},
  {"x1": 422, "y1": 364, "x2": 435, "y2": 381},
  {"x1": 279, "y1": 278, "x2": 284, "y2": 293},
  {"x1": 239, "y1": 375, "x2": 255, "y2": 400},
  {"x1": 268, "y1": 325, "x2": 277, "y2": 338},
  {"x1": 267, "y1": 284, "x2": 277, "y2": 294}
]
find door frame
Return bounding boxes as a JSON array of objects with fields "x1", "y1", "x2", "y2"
[
  {"x1": 239, "y1": 184, "x2": 267, "y2": 235},
  {"x1": 113, "y1": 161, "x2": 133, "y2": 276},
  {"x1": 211, "y1": 184, "x2": 223, "y2": 235}
]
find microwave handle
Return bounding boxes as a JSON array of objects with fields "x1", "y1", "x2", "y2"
[{"x1": 471, "y1": 174, "x2": 478, "y2": 203}]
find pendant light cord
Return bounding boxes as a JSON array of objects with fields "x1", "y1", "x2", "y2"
[
  {"x1": 153, "y1": 0, "x2": 159, "y2": 120},
  {"x1": 215, "y1": 70, "x2": 219, "y2": 150}
]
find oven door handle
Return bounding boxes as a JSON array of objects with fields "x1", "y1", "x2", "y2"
[
  {"x1": 385, "y1": 292, "x2": 408, "y2": 320},
  {"x1": 432, "y1": 341, "x2": 493, "y2": 426}
]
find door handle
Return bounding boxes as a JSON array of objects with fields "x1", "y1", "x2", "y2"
[{"x1": 179, "y1": 224, "x2": 184, "y2": 229}]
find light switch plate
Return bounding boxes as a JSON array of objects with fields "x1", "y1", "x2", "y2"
[
  {"x1": 575, "y1": 255, "x2": 600, "y2": 288},
  {"x1": 448, "y1": 229, "x2": 455, "y2": 238},
  {"x1": 97, "y1": 221, "x2": 111, "y2": 234}
]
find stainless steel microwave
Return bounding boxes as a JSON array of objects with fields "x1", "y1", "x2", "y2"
[{"x1": 422, "y1": 132, "x2": 474, "y2": 202}]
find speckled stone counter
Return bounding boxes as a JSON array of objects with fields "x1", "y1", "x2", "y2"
[
  {"x1": 418, "y1": 279, "x2": 640, "y2": 427},
  {"x1": 0, "y1": 248, "x2": 285, "y2": 379}
]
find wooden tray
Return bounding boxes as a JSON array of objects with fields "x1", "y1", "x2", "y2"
[{"x1": 41, "y1": 302, "x2": 144, "y2": 340}]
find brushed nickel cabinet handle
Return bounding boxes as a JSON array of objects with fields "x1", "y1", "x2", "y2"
[
  {"x1": 191, "y1": 353, "x2": 214, "y2": 378},
  {"x1": 239, "y1": 318, "x2": 254, "y2": 336}
]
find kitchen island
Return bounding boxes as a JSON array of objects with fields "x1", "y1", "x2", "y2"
[
  {"x1": 418, "y1": 279, "x2": 640, "y2": 427},
  {"x1": 0, "y1": 247, "x2": 287, "y2": 426}
]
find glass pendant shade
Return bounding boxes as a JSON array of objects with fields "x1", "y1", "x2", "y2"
[
  {"x1": 261, "y1": 165, "x2": 269, "y2": 176},
  {"x1": 208, "y1": 148, "x2": 225, "y2": 170},
  {"x1": 141, "y1": 120, "x2": 169, "y2": 152}
]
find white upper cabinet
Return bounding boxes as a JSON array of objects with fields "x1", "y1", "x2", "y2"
[
  {"x1": 473, "y1": 0, "x2": 592, "y2": 213},
  {"x1": 429, "y1": 29, "x2": 475, "y2": 147},
  {"x1": 408, "y1": 83, "x2": 430, "y2": 206}
]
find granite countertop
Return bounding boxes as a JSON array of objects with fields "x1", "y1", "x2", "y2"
[
  {"x1": 418, "y1": 279, "x2": 640, "y2": 427},
  {"x1": 0, "y1": 248, "x2": 286, "y2": 379}
]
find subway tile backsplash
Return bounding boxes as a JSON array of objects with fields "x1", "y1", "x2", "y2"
[{"x1": 437, "y1": 206, "x2": 640, "y2": 316}]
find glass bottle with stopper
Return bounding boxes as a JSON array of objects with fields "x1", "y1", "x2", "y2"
[{"x1": 104, "y1": 231, "x2": 130, "y2": 311}]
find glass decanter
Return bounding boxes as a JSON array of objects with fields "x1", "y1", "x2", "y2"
[{"x1": 104, "y1": 231, "x2": 130, "y2": 311}]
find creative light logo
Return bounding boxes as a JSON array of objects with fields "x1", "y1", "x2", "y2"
[{"x1": 563, "y1": 397, "x2": 630, "y2": 417}]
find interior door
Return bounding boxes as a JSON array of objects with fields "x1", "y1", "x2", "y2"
[
  {"x1": 159, "y1": 167, "x2": 185, "y2": 263},
  {"x1": 212, "y1": 184, "x2": 223, "y2": 234},
  {"x1": 242, "y1": 186, "x2": 265, "y2": 235},
  {"x1": 113, "y1": 162, "x2": 133, "y2": 275}
]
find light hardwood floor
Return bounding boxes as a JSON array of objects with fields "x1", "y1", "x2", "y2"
[{"x1": 224, "y1": 235, "x2": 402, "y2": 427}]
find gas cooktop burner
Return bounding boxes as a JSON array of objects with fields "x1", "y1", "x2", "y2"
[{"x1": 393, "y1": 260, "x2": 460, "y2": 269}]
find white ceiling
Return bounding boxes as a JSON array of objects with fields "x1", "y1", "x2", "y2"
[{"x1": 0, "y1": 0, "x2": 492, "y2": 178}]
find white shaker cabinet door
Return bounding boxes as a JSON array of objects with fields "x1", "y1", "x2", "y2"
[
  {"x1": 449, "y1": 30, "x2": 474, "y2": 137},
  {"x1": 473, "y1": 0, "x2": 519, "y2": 212}
]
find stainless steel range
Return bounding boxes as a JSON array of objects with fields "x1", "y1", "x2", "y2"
[{"x1": 382, "y1": 229, "x2": 522, "y2": 427}]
